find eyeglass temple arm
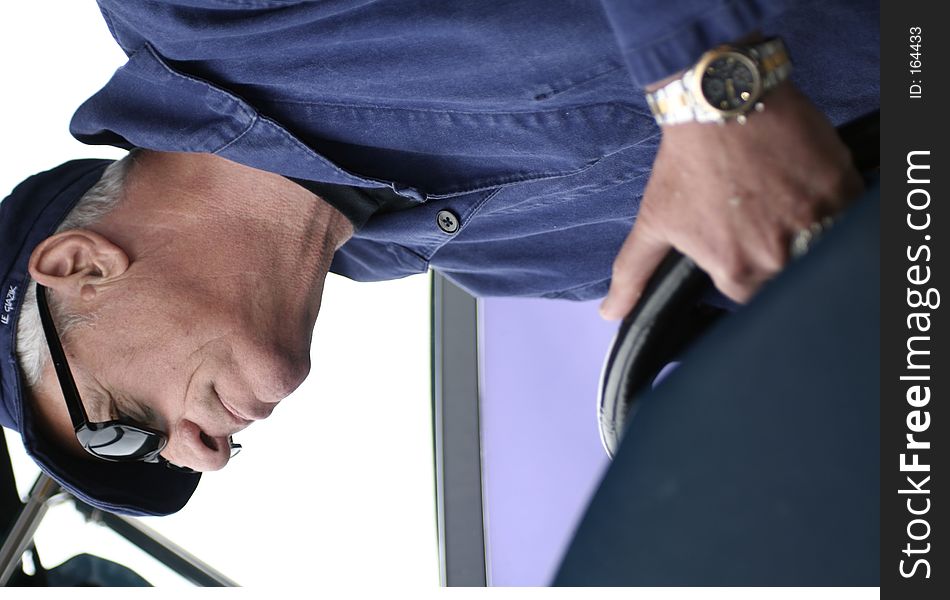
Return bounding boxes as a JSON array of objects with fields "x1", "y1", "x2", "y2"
[{"x1": 35, "y1": 285, "x2": 90, "y2": 432}]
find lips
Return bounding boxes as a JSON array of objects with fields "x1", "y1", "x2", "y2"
[
  {"x1": 218, "y1": 395, "x2": 253, "y2": 426},
  {"x1": 222, "y1": 393, "x2": 277, "y2": 421}
]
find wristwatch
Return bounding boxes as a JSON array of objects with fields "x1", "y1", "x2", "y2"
[{"x1": 645, "y1": 37, "x2": 792, "y2": 125}]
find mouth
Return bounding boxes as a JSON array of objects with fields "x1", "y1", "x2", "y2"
[{"x1": 218, "y1": 394, "x2": 253, "y2": 426}]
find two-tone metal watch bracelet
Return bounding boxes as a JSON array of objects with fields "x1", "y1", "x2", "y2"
[{"x1": 645, "y1": 37, "x2": 792, "y2": 126}]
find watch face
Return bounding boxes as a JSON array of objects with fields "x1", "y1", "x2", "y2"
[{"x1": 697, "y1": 51, "x2": 761, "y2": 114}]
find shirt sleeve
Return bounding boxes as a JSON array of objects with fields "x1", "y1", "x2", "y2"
[
  {"x1": 94, "y1": 0, "x2": 318, "y2": 55},
  {"x1": 598, "y1": 0, "x2": 791, "y2": 87}
]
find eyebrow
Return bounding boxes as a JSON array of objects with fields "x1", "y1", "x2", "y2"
[
  {"x1": 79, "y1": 386, "x2": 109, "y2": 421},
  {"x1": 88, "y1": 385, "x2": 151, "y2": 426}
]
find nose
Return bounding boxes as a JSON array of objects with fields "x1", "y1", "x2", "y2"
[{"x1": 162, "y1": 419, "x2": 232, "y2": 471}]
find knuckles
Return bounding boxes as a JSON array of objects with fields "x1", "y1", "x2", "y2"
[
  {"x1": 759, "y1": 234, "x2": 788, "y2": 273},
  {"x1": 716, "y1": 249, "x2": 756, "y2": 287}
]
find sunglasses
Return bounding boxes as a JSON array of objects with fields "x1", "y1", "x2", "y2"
[{"x1": 35, "y1": 284, "x2": 239, "y2": 471}]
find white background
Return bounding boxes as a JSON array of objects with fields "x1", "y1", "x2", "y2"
[{"x1": 1, "y1": 1, "x2": 437, "y2": 588}]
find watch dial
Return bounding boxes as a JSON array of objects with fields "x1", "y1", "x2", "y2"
[{"x1": 700, "y1": 54, "x2": 757, "y2": 112}]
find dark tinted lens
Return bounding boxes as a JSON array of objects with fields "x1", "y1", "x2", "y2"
[{"x1": 80, "y1": 425, "x2": 164, "y2": 460}]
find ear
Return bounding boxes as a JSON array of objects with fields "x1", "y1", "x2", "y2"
[{"x1": 28, "y1": 229, "x2": 130, "y2": 300}]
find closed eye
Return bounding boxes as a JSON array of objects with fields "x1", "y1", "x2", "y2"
[{"x1": 109, "y1": 391, "x2": 151, "y2": 426}]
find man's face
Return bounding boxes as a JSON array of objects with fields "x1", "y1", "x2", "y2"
[
  {"x1": 27, "y1": 151, "x2": 351, "y2": 472},
  {"x1": 46, "y1": 268, "x2": 313, "y2": 471}
]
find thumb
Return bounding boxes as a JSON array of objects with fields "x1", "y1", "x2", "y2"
[{"x1": 600, "y1": 221, "x2": 670, "y2": 320}]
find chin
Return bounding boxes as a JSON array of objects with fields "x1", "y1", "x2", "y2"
[{"x1": 259, "y1": 353, "x2": 311, "y2": 403}]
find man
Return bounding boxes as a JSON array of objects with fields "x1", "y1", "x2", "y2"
[{"x1": 1, "y1": 0, "x2": 878, "y2": 515}]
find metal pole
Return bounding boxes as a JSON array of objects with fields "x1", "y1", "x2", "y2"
[
  {"x1": 431, "y1": 272, "x2": 488, "y2": 587},
  {"x1": 0, "y1": 473, "x2": 62, "y2": 586},
  {"x1": 76, "y1": 503, "x2": 239, "y2": 587}
]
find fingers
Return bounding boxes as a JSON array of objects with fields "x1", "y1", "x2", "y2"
[
  {"x1": 713, "y1": 214, "x2": 790, "y2": 303},
  {"x1": 600, "y1": 219, "x2": 670, "y2": 320},
  {"x1": 706, "y1": 261, "x2": 763, "y2": 304}
]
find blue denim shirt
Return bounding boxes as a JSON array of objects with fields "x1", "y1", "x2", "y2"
[{"x1": 70, "y1": 0, "x2": 879, "y2": 299}]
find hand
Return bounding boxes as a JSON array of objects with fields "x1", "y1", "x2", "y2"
[{"x1": 600, "y1": 82, "x2": 864, "y2": 319}]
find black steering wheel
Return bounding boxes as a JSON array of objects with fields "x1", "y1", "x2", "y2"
[{"x1": 597, "y1": 110, "x2": 880, "y2": 459}]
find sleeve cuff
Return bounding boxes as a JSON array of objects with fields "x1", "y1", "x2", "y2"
[{"x1": 600, "y1": 0, "x2": 790, "y2": 87}]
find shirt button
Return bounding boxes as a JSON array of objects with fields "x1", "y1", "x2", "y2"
[{"x1": 436, "y1": 210, "x2": 460, "y2": 234}]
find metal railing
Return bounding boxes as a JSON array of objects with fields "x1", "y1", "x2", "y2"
[{"x1": 0, "y1": 472, "x2": 237, "y2": 587}]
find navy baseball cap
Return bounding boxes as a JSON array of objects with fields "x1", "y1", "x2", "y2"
[{"x1": 0, "y1": 159, "x2": 200, "y2": 516}]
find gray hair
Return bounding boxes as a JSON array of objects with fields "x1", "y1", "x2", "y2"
[{"x1": 15, "y1": 152, "x2": 138, "y2": 387}]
